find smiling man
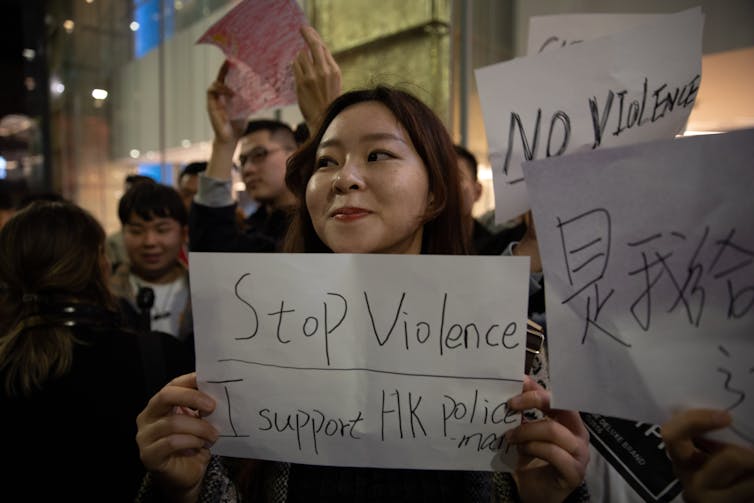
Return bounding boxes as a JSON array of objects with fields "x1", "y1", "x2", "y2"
[{"x1": 110, "y1": 182, "x2": 192, "y2": 342}]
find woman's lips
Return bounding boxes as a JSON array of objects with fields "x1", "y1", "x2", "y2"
[{"x1": 331, "y1": 207, "x2": 371, "y2": 221}]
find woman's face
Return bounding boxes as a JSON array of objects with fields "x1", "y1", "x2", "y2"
[{"x1": 306, "y1": 101, "x2": 431, "y2": 254}]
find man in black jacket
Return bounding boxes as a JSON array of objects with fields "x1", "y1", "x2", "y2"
[
  {"x1": 190, "y1": 26, "x2": 341, "y2": 254},
  {"x1": 189, "y1": 113, "x2": 298, "y2": 253}
]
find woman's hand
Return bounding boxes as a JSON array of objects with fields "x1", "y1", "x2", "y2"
[
  {"x1": 506, "y1": 376, "x2": 590, "y2": 503},
  {"x1": 294, "y1": 26, "x2": 341, "y2": 133},
  {"x1": 136, "y1": 373, "x2": 219, "y2": 503},
  {"x1": 662, "y1": 408, "x2": 754, "y2": 503}
]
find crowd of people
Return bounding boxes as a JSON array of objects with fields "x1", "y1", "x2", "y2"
[{"x1": 0, "y1": 23, "x2": 752, "y2": 503}]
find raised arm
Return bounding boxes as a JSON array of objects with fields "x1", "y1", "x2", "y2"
[
  {"x1": 662, "y1": 408, "x2": 754, "y2": 503},
  {"x1": 206, "y1": 61, "x2": 247, "y2": 182},
  {"x1": 294, "y1": 26, "x2": 342, "y2": 134}
]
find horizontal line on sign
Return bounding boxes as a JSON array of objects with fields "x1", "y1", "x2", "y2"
[{"x1": 217, "y1": 358, "x2": 524, "y2": 383}]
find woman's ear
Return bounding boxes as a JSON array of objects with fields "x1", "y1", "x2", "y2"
[
  {"x1": 423, "y1": 190, "x2": 442, "y2": 220},
  {"x1": 427, "y1": 191, "x2": 435, "y2": 214}
]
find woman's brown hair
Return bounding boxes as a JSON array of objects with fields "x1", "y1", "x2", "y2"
[
  {"x1": 284, "y1": 86, "x2": 469, "y2": 255},
  {"x1": 0, "y1": 201, "x2": 116, "y2": 396}
]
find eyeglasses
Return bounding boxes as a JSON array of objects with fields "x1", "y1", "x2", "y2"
[{"x1": 239, "y1": 147, "x2": 287, "y2": 167}]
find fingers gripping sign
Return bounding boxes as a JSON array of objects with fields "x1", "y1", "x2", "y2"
[
  {"x1": 294, "y1": 26, "x2": 342, "y2": 133},
  {"x1": 136, "y1": 373, "x2": 220, "y2": 501},
  {"x1": 662, "y1": 409, "x2": 754, "y2": 503},
  {"x1": 506, "y1": 376, "x2": 590, "y2": 503}
]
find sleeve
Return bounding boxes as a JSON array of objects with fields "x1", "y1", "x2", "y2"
[
  {"x1": 194, "y1": 174, "x2": 234, "y2": 208},
  {"x1": 135, "y1": 456, "x2": 241, "y2": 503}
]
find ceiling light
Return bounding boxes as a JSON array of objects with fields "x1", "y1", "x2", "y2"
[
  {"x1": 63, "y1": 19, "x2": 75, "y2": 33},
  {"x1": 50, "y1": 77, "x2": 65, "y2": 96},
  {"x1": 91, "y1": 88, "x2": 108, "y2": 100},
  {"x1": 130, "y1": 149, "x2": 140, "y2": 159},
  {"x1": 130, "y1": 21, "x2": 140, "y2": 31}
]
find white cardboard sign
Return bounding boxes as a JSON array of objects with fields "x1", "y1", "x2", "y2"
[
  {"x1": 476, "y1": 7, "x2": 703, "y2": 223},
  {"x1": 524, "y1": 129, "x2": 754, "y2": 447},
  {"x1": 190, "y1": 253, "x2": 531, "y2": 469}
]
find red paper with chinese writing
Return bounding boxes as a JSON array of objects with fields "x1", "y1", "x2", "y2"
[{"x1": 197, "y1": 0, "x2": 307, "y2": 119}]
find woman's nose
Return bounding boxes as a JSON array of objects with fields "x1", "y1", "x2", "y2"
[{"x1": 332, "y1": 158, "x2": 365, "y2": 193}]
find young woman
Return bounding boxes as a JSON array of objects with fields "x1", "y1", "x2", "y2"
[
  {"x1": 0, "y1": 201, "x2": 192, "y2": 501},
  {"x1": 135, "y1": 86, "x2": 590, "y2": 503}
]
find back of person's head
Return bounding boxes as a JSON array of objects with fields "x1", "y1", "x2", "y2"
[
  {"x1": 118, "y1": 182, "x2": 187, "y2": 227},
  {"x1": 454, "y1": 144, "x2": 479, "y2": 181},
  {"x1": 124, "y1": 174, "x2": 155, "y2": 192},
  {"x1": 19, "y1": 191, "x2": 67, "y2": 208},
  {"x1": 285, "y1": 85, "x2": 466, "y2": 255},
  {"x1": 178, "y1": 161, "x2": 207, "y2": 182},
  {"x1": 0, "y1": 201, "x2": 115, "y2": 396},
  {"x1": 244, "y1": 119, "x2": 296, "y2": 146}
]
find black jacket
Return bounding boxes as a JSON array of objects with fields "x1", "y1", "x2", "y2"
[
  {"x1": 1, "y1": 319, "x2": 193, "y2": 501},
  {"x1": 189, "y1": 202, "x2": 291, "y2": 253}
]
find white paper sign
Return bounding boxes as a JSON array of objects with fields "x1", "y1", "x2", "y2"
[
  {"x1": 524, "y1": 128, "x2": 754, "y2": 447},
  {"x1": 475, "y1": 7, "x2": 703, "y2": 223},
  {"x1": 527, "y1": 13, "x2": 674, "y2": 56},
  {"x1": 190, "y1": 253, "x2": 531, "y2": 470}
]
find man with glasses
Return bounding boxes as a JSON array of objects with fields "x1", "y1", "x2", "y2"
[
  {"x1": 189, "y1": 27, "x2": 340, "y2": 253},
  {"x1": 188, "y1": 114, "x2": 298, "y2": 252}
]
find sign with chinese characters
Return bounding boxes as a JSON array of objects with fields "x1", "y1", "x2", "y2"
[
  {"x1": 524, "y1": 128, "x2": 754, "y2": 447},
  {"x1": 189, "y1": 253, "x2": 530, "y2": 469},
  {"x1": 475, "y1": 7, "x2": 703, "y2": 223}
]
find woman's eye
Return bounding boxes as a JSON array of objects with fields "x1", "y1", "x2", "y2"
[
  {"x1": 316, "y1": 156, "x2": 337, "y2": 169},
  {"x1": 367, "y1": 151, "x2": 393, "y2": 162}
]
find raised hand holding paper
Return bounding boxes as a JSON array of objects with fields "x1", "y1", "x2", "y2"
[{"x1": 197, "y1": 0, "x2": 307, "y2": 119}]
